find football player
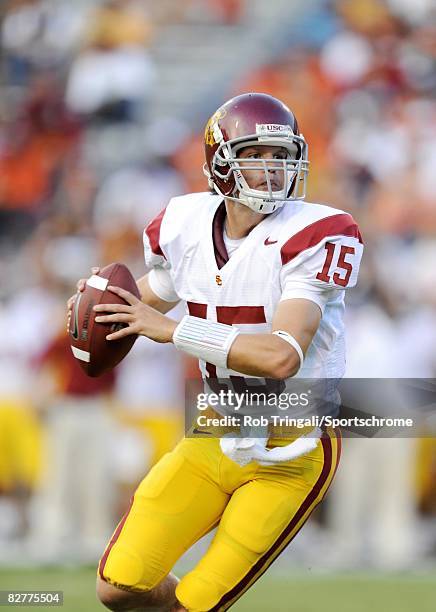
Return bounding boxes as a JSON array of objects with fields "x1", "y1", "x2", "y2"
[{"x1": 68, "y1": 93, "x2": 363, "y2": 611}]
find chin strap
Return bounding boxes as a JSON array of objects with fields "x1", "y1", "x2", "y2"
[{"x1": 220, "y1": 427, "x2": 322, "y2": 467}]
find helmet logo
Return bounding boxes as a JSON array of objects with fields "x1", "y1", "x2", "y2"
[
  {"x1": 205, "y1": 107, "x2": 227, "y2": 145},
  {"x1": 256, "y1": 123, "x2": 294, "y2": 137}
]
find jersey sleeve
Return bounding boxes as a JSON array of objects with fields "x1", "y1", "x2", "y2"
[
  {"x1": 279, "y1": 213, "x2": 363, "y2": 312},
  {"x1": 148, "y1": 267, "x2": 179, "y2": 303},
  {"x1": 143, "y1": 207, "x2": 180, "y2": 302},
  {"x1": 143, "y1": 207, "x2": 170, "y2": 270}
]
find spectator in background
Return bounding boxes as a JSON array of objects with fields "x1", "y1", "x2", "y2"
[
  {"x1": 29, "y1": 329, "x2": 117, "y2": 562},
  {"x1": 171, "y1": 135, "x2": 209, "y2": 194},
  {"x1": 1, "y1": 0, "x2": 86, "y2": 84},
  {"x1": 325, "y1": 269, "x2": 429, "y2": 570},
  {"x1": 199, "y1": 0, "x2": 245, "y2": 24},
  {"x1": 65, "y1": 0, "x2": 155, "y2": 122},
  {"x1": 94, "y1": 160, "x2": 185, "y2": 237},
  {"x1": 145, "y1": 0, "x2": 245, "y2": 25},
  {"x1": 110, "y1": 336, "x2": 185, "y2": 514},
  {"x1": 0, "y1": 275, "x2": 61, "y2": 554},
  {"x1": 0, "y1": 74, "x2": 81, "y2": 246}
]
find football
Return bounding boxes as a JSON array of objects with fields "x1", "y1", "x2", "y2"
[{"x1": 69, "y1": 262, "x2": 140, "y2": 377}]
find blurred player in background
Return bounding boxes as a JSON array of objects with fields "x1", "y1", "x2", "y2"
[
  {"x1": 30, "y1": 332, "x2": 117, "y2": 561},
  {"x1": 69, "y1": 92, "x2": 363, "y2": 611}
]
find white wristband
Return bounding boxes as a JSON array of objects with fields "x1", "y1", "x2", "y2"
[
  {"x1": 273, "y1": 330, "x2": 304, "y2": 369},
  {"x1": 173, "y1": 315, "x2": 239, "y2": 369}
]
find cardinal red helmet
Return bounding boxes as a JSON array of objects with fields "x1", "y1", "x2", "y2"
[{"x1": 203, "y1": 93, "x2": 309, "y2": 213}]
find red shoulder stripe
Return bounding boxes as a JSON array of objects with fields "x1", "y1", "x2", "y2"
[
  {"x1": 281, "y1": 213, "x2": 362, "y2": 265},
  {"x1": 145, "y1": 208, "x2": 166, "y2": 258}
]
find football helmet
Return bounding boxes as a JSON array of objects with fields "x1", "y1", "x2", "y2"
[{"x1": 203, "y1": 93, "x2": 309, "y2": 214}]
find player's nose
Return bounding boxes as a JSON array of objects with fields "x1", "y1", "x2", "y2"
[{"x1": 266, "y1": 165, "x2": 278, "y2": 176}]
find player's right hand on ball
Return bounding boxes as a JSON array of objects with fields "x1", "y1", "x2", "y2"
[{"x1": 66, "y1": 267, "x2": 100, "y2": 331}]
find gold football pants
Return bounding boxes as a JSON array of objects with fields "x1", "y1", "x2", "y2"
[{"x1": 99, "y1": 428, "x2": 340, "y2": 611}]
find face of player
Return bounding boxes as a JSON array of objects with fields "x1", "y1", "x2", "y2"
[{"x1": 236, "y1": 145, "x2": 289, "y2": 192}]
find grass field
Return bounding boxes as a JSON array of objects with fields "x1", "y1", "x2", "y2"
[{"x1": 0, "y1": 567, "x2": 435, "y2": 611}]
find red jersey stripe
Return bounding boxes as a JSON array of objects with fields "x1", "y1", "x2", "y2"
[
  {"x1": 281, "y1": 213, "x2": 363, "y2": 265},
  {"x1": 145, "y1": 208, "x2": 166, "y2": 258},
  {"x1": 216, "y1": 305, "x2": 266, "y2": 325},
  {"x1": 187, "y1": 302, "x2": 207, "y2": 318}
]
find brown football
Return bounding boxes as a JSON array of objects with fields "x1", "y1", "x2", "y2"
[{"x1": 69, "y1": 263, "x2": 140, "y2": 377}]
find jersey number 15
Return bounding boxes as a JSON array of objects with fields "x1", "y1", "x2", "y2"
[{"x1": 316, "y1": 242, "x2": 355, "y2": 287}]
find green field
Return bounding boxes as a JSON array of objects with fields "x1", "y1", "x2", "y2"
[{"x1": 0, "y1": 567, "x2": 435, "y2": 611}]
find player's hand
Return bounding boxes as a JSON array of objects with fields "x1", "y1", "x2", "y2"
[
  {"x1": 66, "y1": 267, "x2": 100, "y2": 332},
  {"x1": 93, "y1": 285, "x2": 177, "y2": 344}
]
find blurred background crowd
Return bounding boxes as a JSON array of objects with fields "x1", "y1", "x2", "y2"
[{"x1": 0, "y1": 0, "x2": 435, "y2": 573}]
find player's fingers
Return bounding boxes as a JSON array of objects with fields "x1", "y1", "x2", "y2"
[
  {"x1": 95, "y1": 313, "x2": 133, "y2": 324},
  {"x1": 106, "y1": 325, "x2": 137, "y2": 341},
  {"x1": 107, "y1": 285, "x2": 139, "y2": 305},
  {"x1": 76, "y1": 278, "x2": 88, "y2": 292},
  {"x1": 76, "y1": 267, "x2": 99, "y2": 293},
  {"x1": 93, "y1": 303, "x2": 132, "y2": 313}
]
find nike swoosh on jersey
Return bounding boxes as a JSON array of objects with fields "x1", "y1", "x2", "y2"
[{"x1": 264, "y1": 237, "x2": 278, "y2": 245}]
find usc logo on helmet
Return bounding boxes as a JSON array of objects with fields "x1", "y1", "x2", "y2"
[{"x1": 204, "y1": 107, "x2": 227, "y2": 146}]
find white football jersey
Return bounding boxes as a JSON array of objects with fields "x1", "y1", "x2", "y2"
[{"x1": 143, "y1": 192, "x2": 363, "y2": 387}]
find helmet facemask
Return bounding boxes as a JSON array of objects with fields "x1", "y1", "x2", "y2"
[{"x1": 208, "y1": 129, "x2": 309, "y2": 214}]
